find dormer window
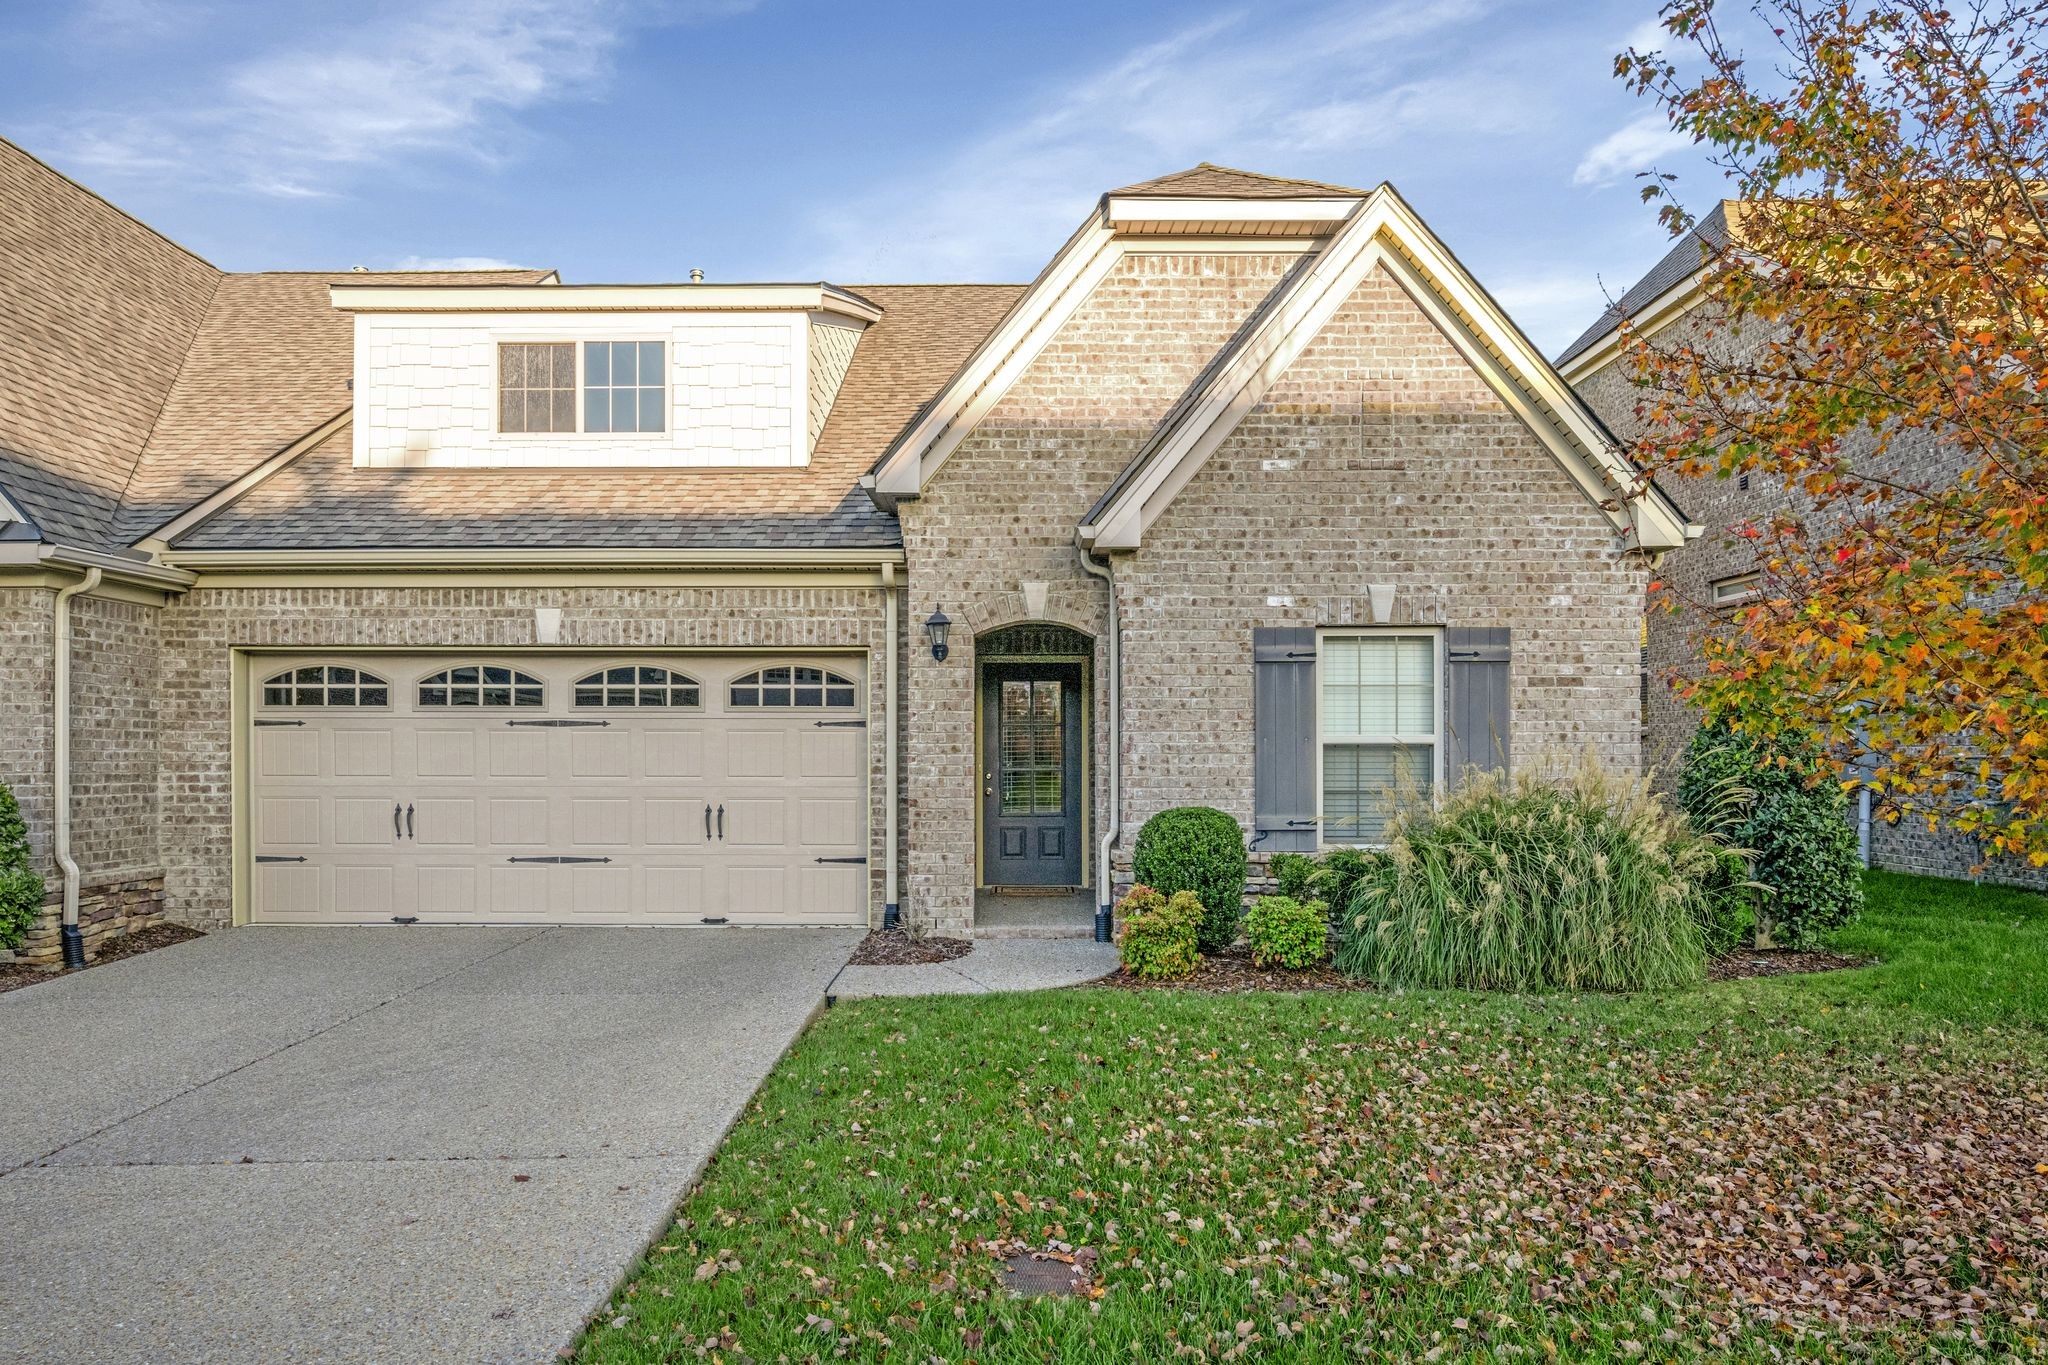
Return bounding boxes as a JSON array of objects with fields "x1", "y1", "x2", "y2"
[
  {"x1": 584, "y1": 341, "x2": 666, "y2": 433},
  {"x1": 496, "y1": 341, "x2": 666, "y2": 436},
  {"x1": 498, "y1": 343, "x2": 575, "y2": 434}
]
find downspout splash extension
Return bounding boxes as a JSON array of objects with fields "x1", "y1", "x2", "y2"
[
  {"x1": 54, "y1": 566, "x2": 102, "y2": 968},
  {"x1": 1076, "y1": 546, "x2": 1117, "y2": 944}
]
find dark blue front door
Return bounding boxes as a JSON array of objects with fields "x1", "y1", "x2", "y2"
[{"x1": 981, "y1": 661, "x2": 1083, "y2": 887}]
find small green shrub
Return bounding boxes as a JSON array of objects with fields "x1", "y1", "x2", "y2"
[
  {"x1": 1245, "y1": 895, "x2": 1329, "y2": 969},
  {"x1": 1268, "y1": 852, "x2": 1320, "y2": 903},
  {"x1": 0, "y1": 783, "x2": 44, "y2": 952},
  {"x1": 1333, "y1": 758, "x2": 1746, "y2": 992},
  {"x1": 1116, "y1": 885, "x2": 1204, "y2": 981},
  {"x1": 1680, "y1": 720, "x2": 1863, "y2": 947},
  {"x1": 1132, "y1": 807, "x2": 1249, "y2": 953}
]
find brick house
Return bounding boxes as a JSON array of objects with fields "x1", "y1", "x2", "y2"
[
  {"x1": 1561, "y1": 206, "x2": 2045, "y2": 890},
  {"x1": 0, "y1": 140, "x2": 1693, "y2": 963}
]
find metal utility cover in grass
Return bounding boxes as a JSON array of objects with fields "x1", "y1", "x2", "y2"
[{"x1": 998, "y1": 1253, "x2": 1091, "y2": 1298}]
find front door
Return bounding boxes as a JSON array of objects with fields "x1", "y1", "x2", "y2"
[{"x1": 981, "y1": 661, "x2": 1084, "y2": 887}]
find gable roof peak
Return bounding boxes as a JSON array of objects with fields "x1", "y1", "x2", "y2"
[{"x1": 1110, "y1": 163, "x2": 1370, "y2": 199}]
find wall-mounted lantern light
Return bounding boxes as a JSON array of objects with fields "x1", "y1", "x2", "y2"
[{"x1": 924, "y1": 608, "x2": 952, "y2": 662}]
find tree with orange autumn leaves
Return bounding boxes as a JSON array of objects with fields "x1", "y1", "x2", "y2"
[{"x1": 1611, "y1": 0, "x2": 2048, "y2": 864}]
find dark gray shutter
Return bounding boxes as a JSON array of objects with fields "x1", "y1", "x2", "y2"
[
  {"x1": 1253, "y1": 627, "x2": 1318, "y2": 851},
  {"x1": 1444, "y1": 627, "x2": 1511, "y2": 783}
]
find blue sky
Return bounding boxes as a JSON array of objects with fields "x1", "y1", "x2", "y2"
[{"x1": 0, "y1": 0, "x2": 1724, "y2": 354}]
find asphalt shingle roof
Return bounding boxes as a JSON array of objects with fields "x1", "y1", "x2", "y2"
[
  {"x1": 1555, "y1": 202, "x2": 1733, "y2": 368},
  {"x1": 1111, "y1": 163, "x2": 1368, "y2": 199},
  {"x1": 174, "y1": 284, "x2": 1025, "y2": 551}
]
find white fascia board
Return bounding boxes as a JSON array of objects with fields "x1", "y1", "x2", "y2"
[
  {"x1": 1104, "y1": 196, "x2": 1359, "y2": 226},
  {"x1": 1556, "y1": 270, "x2": 1707, "y2": 383},
  {"x1": 1087, "y1": 193, "x2": 1401, "y2": 550},
  {"x1": 870, "y1": 208, "x2": 1120, "y2": 498},
  {"x1": 328, "y1": 283, "x2": 884, "y2": 325},
  {"x1": 1084, "y1": 188, "x2": 1695, "y2": 553},
  {"x1": 1370, "y1": 199, "x2": 1693, "y2": 549},
  {"x1": 0, "y1": 482, "x2": 24, "y2": 525}
]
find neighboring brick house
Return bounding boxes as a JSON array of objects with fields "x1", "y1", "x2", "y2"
[
  {"x1": 1561, "y1": 208, "x2": 2046, "y2": 890},
  {"x1": 0, "y1": 140, "x2": 1693, "y2": 963}
]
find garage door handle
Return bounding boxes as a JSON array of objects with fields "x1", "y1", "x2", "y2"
[
  {"x1": 405, "y1": 803, "x2": 415, "y2": 839},
  {"x1": 717, "y1": 804, "x2": 725, "y2": 840},
  {"x1": 704, "y1": 803, "x2": 712, "y2": 840},
  {"x1": 393, "y1": 803, "x2": 402, "y2": 839}
]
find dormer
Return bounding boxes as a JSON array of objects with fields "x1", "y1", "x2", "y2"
[{"x1": 329, "y1": 281, "x2": 881, "y2": 469}]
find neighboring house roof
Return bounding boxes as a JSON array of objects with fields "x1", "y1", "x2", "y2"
[
  {"x1": 1554, "y1": 201, "x2": 1733, "y2": 370},
  {"x1": 1079, "y1": 184, "x2": 1696, "y2": 553},
  {"x1": 170, "y1": 284, "x2": 1024, "y2": 551},
  {"x1": 1110, "y1": 163, "x2": 1368, "y2": 199},
  {"x1": 0, "y1": 138, "x2": 220, "y2": 546}
]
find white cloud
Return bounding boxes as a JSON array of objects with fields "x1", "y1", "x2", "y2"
[
  {"x1": 1619, "y1": 17, "x2": 1673, "y2": 57},
  {"x1": 40, "y1": 0, "x2": 755, "y2": 198},
  {"x1": 1570, "y1": 112, "x2": 1690, "y2": 187},
  {"x1": 1488, "y1": 270, "x2": 1609, "y2": 352},
  {"x1": 796, "y1": 0, "x2": 1515, "y2": 282},
  {"x1": 390, "y1": 254, "x2": 532, "y2": 271}
]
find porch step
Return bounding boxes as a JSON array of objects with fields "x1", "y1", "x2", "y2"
[{"x1": 971, "y1": 922, "x2": 1098, "y2": 942}]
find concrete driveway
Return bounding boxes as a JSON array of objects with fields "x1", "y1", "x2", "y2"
[{"x1": 0, "y1": 925, "x2": 858, "y2": 1364}]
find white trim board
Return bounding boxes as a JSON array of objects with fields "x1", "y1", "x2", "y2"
[
  {"x1": 864, "y1": 220, "x2": 1341, "y2": 506},
  {"x1": 1078, "y1": 187, "x2": 1696, "y2": 553}
]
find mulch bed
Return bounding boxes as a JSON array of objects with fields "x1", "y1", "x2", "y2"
[
  {"x1": 1708, "y1": 946, "x2": 1874, "y2": 981},
  {"x1": 1095, "y1": 943, "x2": 1372, "y2": 994},
  {"x1": 847, "y1": 929, "x2": 974, "y2": 966},
  {"x1": 1095, "y1": 942, "x2": 1875, "y2": 993},
  {"x1": 0, "y1": 922, "x2": 205, "y2": 995}
]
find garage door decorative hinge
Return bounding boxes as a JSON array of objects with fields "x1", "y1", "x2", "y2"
[
  {"x1": 254, "y1": 855, "x2": 307, "y2": 863},
  {"x1": 814, "y1": 855, "x2": 868, "y2": 864},
  {"x1": 505, "y1": 855, "x2": 614, "y2": 864},
  {"x1": 505, "y1": 718, "x2": 610, "y2": 727},
  {"x1": 253, "y1": 719, "x2": 305, "y2": 727},
  {"x1": 813, "y1": 719, "x2": 867, "y2": 728}
]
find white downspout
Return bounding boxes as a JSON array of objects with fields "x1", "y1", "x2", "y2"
[
  {"x1": 881, "y1": 563, "x2": 901, "y2": 930},
  {"x1": 53, "y1": 567, "x2": 101, "y2": 968},
  {"x1": 1077, "y1": 547, "x2": 1118, "y2": 942}
]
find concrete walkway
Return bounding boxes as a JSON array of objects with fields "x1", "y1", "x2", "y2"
[
  {"x1": 828, "y1": 937, "x2": 1118, "y2": 999},
  {"x1": 0, "y1": 924, "x2": 857, "y2": 1365}
]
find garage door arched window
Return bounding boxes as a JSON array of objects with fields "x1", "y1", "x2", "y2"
[
  {"x1": 573, "y1": 665, "x2": 702, "y2": 708},
  {"x1": 417, "y1": 664, "x2": 545, "y2": 708},
  {"x1": 728, "y1": 665, "x2": 857, "y2": 709},
  {"x1": 261, "y1": 664, "x2": 391, "y2": 708}
]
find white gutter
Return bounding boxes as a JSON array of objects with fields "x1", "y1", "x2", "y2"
[
  {"x1": 159, "y1": 546, "x2": 904, "y2": 573},
  {"x1": 1076, "y1": 545, "x2": 1118, "y2": 942},
  {"x1": 881, "y1": 563, "x2": 901, "y2": 930},
  {"x1": 53, "y1": 567, "x2": 101, "y2": 967}
]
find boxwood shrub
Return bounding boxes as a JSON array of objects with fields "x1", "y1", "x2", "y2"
[
  {"x1": 1132, "y1": 807, "x2": 1248, "y2": 953},
  {"x1": 1115, "y1": 885, "x2": 1203, "y2": 981},
  {"x1": 1679, "y1": 719, "x2": 1862, "y2": 948},
  {"x1": 0, "y1": 783, "x2": 44, "y2": 952}
]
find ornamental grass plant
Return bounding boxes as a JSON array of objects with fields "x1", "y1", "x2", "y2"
[{"x1": 1333, "y1": 756, "x2": 1749, "y2": 992}]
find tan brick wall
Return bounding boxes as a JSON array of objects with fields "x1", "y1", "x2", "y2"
[
  {"x1": 0, "y1": 587, "x2": 55, "y2": 872},
  {"x1": 69, "y1": 593, "x2": 162, "y2": 882},
  {"x1": 1119, "y1": 265, "x2": 1646, "y2": 842},
  {"x1": 157, "y1": 583, "x2": 895, "y2": 927},
  {"x1": 899, "y1": 250, "x2": 1307, "y2": 933},
  {"x1": 0, "y1": 586, "x2": 168, "y2": 963}
]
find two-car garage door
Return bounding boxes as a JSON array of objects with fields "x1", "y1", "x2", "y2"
[{"x1": 247, "y1": 654, "x2": 867, "y2": 926}]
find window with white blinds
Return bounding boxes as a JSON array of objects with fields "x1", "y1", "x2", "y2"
[{"x1": 1318, "y1": 632, "x2": 1439, "y2": 843}]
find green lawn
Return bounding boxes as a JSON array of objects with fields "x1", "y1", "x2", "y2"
[{"x1": 578, "y1": 872, "x2": 2048, "y2": 1362}]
